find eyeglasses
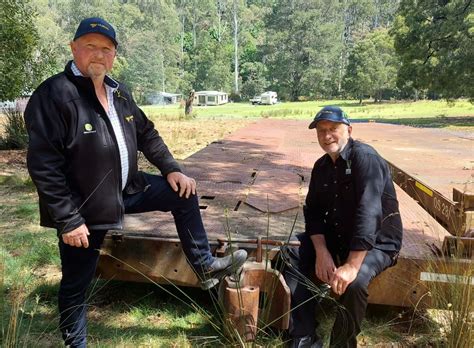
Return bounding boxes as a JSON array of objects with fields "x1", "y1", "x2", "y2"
[{"x1": 82, "y1": 43, "x2": 116, "y2": 57}]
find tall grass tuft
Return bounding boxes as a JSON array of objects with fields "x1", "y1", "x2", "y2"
[
  {"x1": 419, "y1": 186, "x2": 474, "y2": 347},
  {"x1": 425, "y1": 246, "x2": 473, "y2": 347},
  {"x1": 0, "y1": 108, "x2": 28, "y2": 150}
]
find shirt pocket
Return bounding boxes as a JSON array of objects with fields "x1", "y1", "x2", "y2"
[
  {"x1": 314, "y1": 180, "x2": 331, "y2": 193},
  {"x1": 340, "y1": 177, "x2": 355, "y2": 203}
]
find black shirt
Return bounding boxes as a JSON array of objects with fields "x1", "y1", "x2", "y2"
[{"x1": 304, "y1": 138, "x2": 403, "y2": 259}]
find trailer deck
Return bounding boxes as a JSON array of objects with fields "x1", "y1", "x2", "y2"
[{"x1": 97, "y1": 120, "x2": 473, "y2": 315}]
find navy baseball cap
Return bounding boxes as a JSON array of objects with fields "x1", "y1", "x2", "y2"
[
  {"x1": 308, "y1": 106, "x2": 350, "y2": 129},
  {"x1": 73, "y1": 17, "x2": 118, "y2": 47}
]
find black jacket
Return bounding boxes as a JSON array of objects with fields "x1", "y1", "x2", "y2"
[
  {"x1": 25, "y1": 61, "x2": 181, "y2": 234},
  {"x1": 305, "y1": 138, "x2": 403, "y2": 258}
]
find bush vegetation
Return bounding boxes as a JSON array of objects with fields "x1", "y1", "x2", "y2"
[{"x1": 0, "y1": 109, "x2": 28, "y2": 150}]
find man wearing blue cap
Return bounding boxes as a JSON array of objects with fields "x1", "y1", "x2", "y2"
[
  {"x1": 24, "y1": 17, "x2": 246, "y2": 347},
  {"x1": 283, "y1": 106, "x2": 403, "y2": 347}
]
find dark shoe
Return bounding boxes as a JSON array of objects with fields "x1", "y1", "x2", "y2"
[
  {"x1": 289, "y1": 335, "x2": 323, "y2": 348},
  {"x1": 199, "y1": 249, "x2": 247, "y2": 290}
]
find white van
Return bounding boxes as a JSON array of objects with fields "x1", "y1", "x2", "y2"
[{"x1": 260, "y1": 91, "x2": 278, "y2": 105}]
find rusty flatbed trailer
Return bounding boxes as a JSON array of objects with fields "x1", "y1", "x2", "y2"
[
  {"x1": 350, "y1": 122, "x2": 473, "y2": 236},
  {"x1": 97, "y1": 120, "x2": 473, "y2": 333}
]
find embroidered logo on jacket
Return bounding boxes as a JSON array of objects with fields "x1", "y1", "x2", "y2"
[
  {"x1": 83, "y1": 123, "x2": 96, "y2": 134},
  {"x1": 125, "y1": 115, "x2": 134, "y2": 122},
  {"x1": 115, "y1": 90, "x2": 127, "y2": 101}
]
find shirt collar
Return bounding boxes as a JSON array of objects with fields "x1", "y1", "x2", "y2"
[
  {"x1": 71, "y1": 61, "x2": 119, "y2": 91},
  {"x1": 339, "y1": 137, "x2": 354, "y2": 161}
]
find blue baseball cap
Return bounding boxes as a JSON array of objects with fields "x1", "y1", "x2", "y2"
[
  {"x1": 73, "y1": 17, "x2": 118, "y2": 47},
  {"x1": 308, "y1": 106, "x2": 350, "y2": 129}
]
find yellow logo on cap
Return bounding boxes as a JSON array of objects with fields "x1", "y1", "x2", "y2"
[{"x1": 90, "y1": 23, "x2": 110, "y2": 30}]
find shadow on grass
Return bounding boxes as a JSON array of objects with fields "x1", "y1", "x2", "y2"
[
  {"x1": 7, "y1": 272, "x2": 450, "y2": 347},
  {"x1": 361, "y1": 304, "x2": 445, "y2": 346},
  {"x1": 18, "y1": 279, "x2": 221, "y2": 345}
]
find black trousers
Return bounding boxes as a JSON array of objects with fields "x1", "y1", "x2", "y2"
[
  {"x1": 282, "y1": 233, "x2": 393, "y2": 348},
  {"x1": 58, "y1": 173, "x2": 213, "y2": 347}
]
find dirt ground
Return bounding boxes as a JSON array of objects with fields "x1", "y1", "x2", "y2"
[{"x1": 0, "y1": 149, "x2": 27, "y2": 176}]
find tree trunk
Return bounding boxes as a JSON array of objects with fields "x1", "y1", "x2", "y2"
[
  {"x1": 233, "y1": 0, "x2": 239, "y2": 94},
  {"x1": 192, "y1": 1, "x2": 197, "y2": 48},
  {"x1": 185, "y1": 89, "x2": 195, "y2": 116},
  {"x1": 180, "y1": 14, "x2": 185, "y2": 78}
]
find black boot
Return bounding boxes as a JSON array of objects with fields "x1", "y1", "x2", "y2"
[{"x1": 199, "y1": 249, "x2": 247, "y2": 290}]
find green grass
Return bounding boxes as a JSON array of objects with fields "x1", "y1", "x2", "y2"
[{"x1": 142, "y1": 99, "x2": 474, "y2": 123}]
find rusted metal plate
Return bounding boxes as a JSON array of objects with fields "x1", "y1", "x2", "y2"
[
  {"x1": 119, "y1": 119, "x2": 472, "y2": 241},
  {"x1": 182, "y1": 141, "x2": 264, "y2": 184},
  {"x1": 396, "y1": 185, "x2": 448, "y2": 259},
  {"x1": 99, "y1": 119, "x2": 473, "y2": 308},
  {"x1": 246, "y1": 168, "x2": 302, "y2": 213},
  {"x1": 389, "y1": 162, "x2": 473, "y2": 235},
  {"x1": 97, "y1": 237, "x2": 200, "y2": 287},
  {"x1": 351, "y1": 122, "x2": 473, "y2": 200},
  {"x1": 353, "y1": 122, "x2": 473, "y2": 235},
  {"x1": 368, "y1": 185, "x2": 470, "y2": 307}
]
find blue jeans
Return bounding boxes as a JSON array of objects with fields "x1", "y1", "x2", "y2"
[
  {"x1": 283, "y1": 233, "x2": 394, "y2": 348},
  {"x1": 58, "y1": 173, "x2": 213, "y2": 347}
]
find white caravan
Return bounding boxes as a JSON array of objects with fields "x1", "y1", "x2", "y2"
[{"x1": 260, "y1": 91, "x2": 278, "y2": 105}]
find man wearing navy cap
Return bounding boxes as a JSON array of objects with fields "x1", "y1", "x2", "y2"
[
  {"x1": 24, "y1": 17, "x2": 246, "y2": 347},
  {"x1": 283, "y1": 106, "x2": 403, "y2": 347}
]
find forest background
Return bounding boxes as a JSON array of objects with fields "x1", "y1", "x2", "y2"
[{"x1": 2, "y1": 0, "x2": 473, "y2": 105}]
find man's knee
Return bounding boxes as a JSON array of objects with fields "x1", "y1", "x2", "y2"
[
  {"x1": 171, "y1": 191, "x2": 200, "y2": 212},
  {"x1": 344, "y1": 264, "x2": 374, "y2": 298},
  {"x1": 280, "y1": 244, "x2": 300, "y2": 267},
  {"x1": 344, "y1": 249, "x2": 392, "y2": 297},
  {"x1": 344, "y1": 276, "x2": 369, "y2": 299}
]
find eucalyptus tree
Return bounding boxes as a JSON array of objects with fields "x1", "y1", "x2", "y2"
[
  {"x1": 0, "y1": 0, "x2": 38, "y2": 100},
  {"x1": 232, "y1": 0, "x2": 240, "y2": 94},
  {"x1": 391, "y1": 0, "x2": 473, "y2": 100},
  {"x1": 230, "y1": 0, "x2": 261, "y2": 96},
  {"x1": 343, "y1": 28, "x2": 398, "y2": 103},
  {"x1": 30, "y1": 0, "x2": 70, "y2": 87},
  {"x1": 239, "y1": 2, "x2": 270, "y2": 98},
  {"x1": 371, "y1": 0, "x2": 400, "y2": 29},
  {"x1": 336, "y1": 0, "x2": 376, "y2": 94},
  {"x1": 191, "y1": 33, "x2": 234, "y2": 92},
  {"x1": 263, "y1": 0, "x2": 344, "y2": 101},
  {"x1": 240, "y1": 61, "x2": 268, "y2": 98},
  {"x1": 177, "y1": 0, "x2": 225, "y2": 93}
]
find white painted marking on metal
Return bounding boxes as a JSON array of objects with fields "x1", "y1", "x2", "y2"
[{"x1": 420, "y1": 272, "x2": 474, "y2": 285}]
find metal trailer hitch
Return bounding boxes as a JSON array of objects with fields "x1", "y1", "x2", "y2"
[{"x1": 216, "y1": 237, "x2": 300, "y2": 341}]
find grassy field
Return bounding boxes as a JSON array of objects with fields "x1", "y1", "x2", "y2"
[
  {"x1": 142, "y1": 99, "x2": 474, "y2": 123},
  {"x1": 1, "y1": 99, "x2": 473, "y2": 346}
]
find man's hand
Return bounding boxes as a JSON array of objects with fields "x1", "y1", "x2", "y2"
[
  {"x1": 62, "y1": 224, "x2": 90, "y2": 248},
  {"x1": 329, "y1": 263, "x2": 358, "y2": 295},
  {"x1": 167, "y1": 172, "x2": 196, "y2": 198},
  {"x1": 329, "y1": 250, "x2": 367, "y2": 295},
  {"x1": 315, "y1": 247, "x2": 336, "y2": 283}
]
